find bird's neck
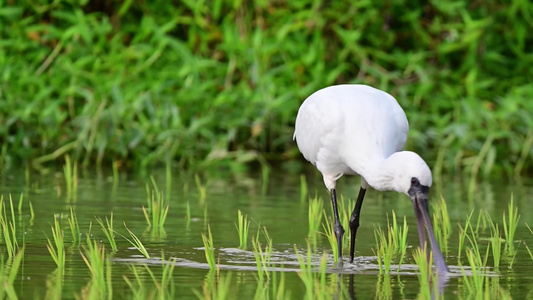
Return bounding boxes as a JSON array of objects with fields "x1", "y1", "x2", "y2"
[{"x1": 355, "y1": 153, "x2": 403, "y2": 193}]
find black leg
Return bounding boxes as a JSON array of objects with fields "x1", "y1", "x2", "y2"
[
  {"x1": 349, "y1": 187, "x2": 366, "y2": 263},
  {"x1": 348, "y1": 274, "x2": 356, "y2": 300},
  {"x1": 330, "y1": 189, "x2": 345, "y2": 267}
]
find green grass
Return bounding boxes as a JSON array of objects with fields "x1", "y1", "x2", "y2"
[
  {"x1": 525, "y1": 223, "x2": 533, "y2": 261},
  {"x1": 0, "y1": 247, "x2": 25, "y2": 299},
  {"x1": 195, "y1": 272, "x2": 234, "y2": 300},
  {"x1": 307, "y1": 197, "x2": 323, "y2": 240},
  {"x1": 388, "y1": 211, "x2": 408, "y2": 269},
  {"x1": 503, "y1": 195, "x2": 519, "y2": 256},
  {"x1": 112, "y1": 160, "x2": 119, "y2": 190},
  {"x1": 337, "y1": 195, "x2": 355, "y2": 251},
  {"x1": 122, "y1": 223, "x2": 150, "y2": 259},
  {"x1": 458, "y1": 210, "x2": 475, "y2": 262},
  {"x1": 373, "y1": 226, "x2": 394, "y2": 274},
  {"x1": 68, "y1": 206, "x2": 80, "y2": 244},
  {"x1": 322, "y1": 212, "x2": 339, "y2": 263},
  {"x1": 185, "y1": 200, "x2": 191, "y2": 230},
  {"x1": 432, "y1": 196, "x2": 451, "y2": 255},
  {"x1": 29, "y1": 200, "x2": 34, "y2": 223},
  {"x1": 46, "y1": 215, "x2": 65, "y2": 269},
  {"x1": 252, "y1": 226, "x2": 274, "y2": 282},
  {"x1": 294, "y1": 245, "x2": 344, "y2": 300},
  {"x1": 461, "y1": 247, "x2": 489, "y2": 295},
  {"x1": 373, "y1": 211, "x2": 409, "y2": 274},
  {"x1": 0, "y1": 196, "x2": 18, "y2": 259},
  {"x1": 95, "y1": 213, "x2": 117, "y2": 253},
  {"x1": 300, "y1": 175, "x2": 308, "y2": 203},
  {"x1": 485, "y1": 211, "x2": 503, "y2": 269},
  {"x1": 80, "y1": 237, "x2": 112, "y2": 300},
  {"x1": 201, "y1": 225, "x2": 216, "y2": 271},
  {"x1": 413, "y1": 245, "x2": 433, "y2": 299},
  {"x1": 63, "y1": 155, "x2": 78, "y2": 200},
  {"x1": 124, "y1": 256, "x2": 177, "y2": 299},
  {"x1": 235, "y1": 210, "x2": 250, "y2": 250},
  {"x1": 1, "y1": 1, "x2": 532, "y2": 176},
  {"x1": 142, "y1": 184, "x2": 169, "y2": 238},
  {"x1": 123, "y1": 266, "x2": 147, "y2": 300},
  {"x1": 195, "y1": 174, "x2": 207, "y2": 204}
]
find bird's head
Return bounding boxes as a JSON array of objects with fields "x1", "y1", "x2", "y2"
[
  {"x1": 386, "y1": 151, "x2": 448, "y2": 273},
  {"x1": 387, "y1": 151, "x2": 432, "y2": 196}
]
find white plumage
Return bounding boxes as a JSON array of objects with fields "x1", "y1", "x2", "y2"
[{"x1": 294, "y1": 84, "x2": 448, "y2": 273}]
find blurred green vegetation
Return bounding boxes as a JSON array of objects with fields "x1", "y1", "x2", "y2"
[{"x1": 0, "y1": 0, "x2": 532, "y2": 177}]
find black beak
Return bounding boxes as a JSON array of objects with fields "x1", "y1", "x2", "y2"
[{"x1": 410, "y1": 186, "x2": 449, "y2": 274}]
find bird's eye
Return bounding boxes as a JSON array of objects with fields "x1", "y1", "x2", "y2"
[{"x1": 411, "y1": 178, "x2": 418, "y2": 185}]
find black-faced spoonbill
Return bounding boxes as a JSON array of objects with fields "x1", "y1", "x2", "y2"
[{"x1": 294, "y1": 84, "x2": 448, "y2": 273}]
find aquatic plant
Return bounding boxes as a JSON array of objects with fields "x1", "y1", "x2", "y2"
[
  {"x1": 45, "y1": 266, "x2": 64, "y2": 299},
  {"x1": 29, "y1": 200, "x2": 35, "y2": 223},
  {"x1": 485, "y1": 211, "x2": 502, "y2": 269},
  {"x1": 68, "y1": 206, "x2": 81, "y2": 244},
  {"x1": 0, "y1": 196, "x2": 18, "y2": 258},
  {"x1": 525, "y1": 223, "x2": 533, "y2": 261},
  {"x1": 143, "y1": 180, "x2": 169, "y2": 237},
  {"x1": 503, "y1": 195, "x2": 519, "y2": 255},
  {"x1": 295, "y1": 246, "x2": 343, "y2": 300},
  {"x1": 80, "y1": 238, "x2": 112, "y2": 300},
  {"x1": 271, "y1": 270, "x2": 289, "y2": 300},
  {"x1": 123, "y1": 266, "x2": 146, "y2": 300},
  {"x1": 158, "y1": 257, "x2": 177, "y2": 298},
  {"x1": 413, "y1": 246, "x2": 432, "y2": 299},
  {"x1": 307, "y1": 197, "x2": 323, "y2": 239},
  {"x1": 373, "y1": 211, "x2": 409, "y2": 273},
  {"x1": 201, "y1": 225, "x2": 216, "y2": 271},
  {"x1": 125, "y1": 256, "x2": 177, "y2": 299},
  {"x1": 375, "y1": 275, "x2": 393, "y2": 300},
  {"x1": 195, "y1": 272, "x2": 233, "y2": 300},
  {"x1": 112, "y1": 160, "x2": 119, "y2": 190},
  {"x1": 461, "y1": 247, "x2": 489, "y2": 295},
  {"x1": 63, "y1": 155, "x2": 78, "y2": 200},
  {"x1": 322, "y1": 213, "x2": 338, "y2": 263},
  {"x1": 195, "y1": 174, "x2": 207, "y2": 204},
  {"x1": 389, "y1": 211, "x2": 408, "y2": 268},
  {"x1": 252, "y1": 226, "x2": 273, "y2": 282},
  {"x1": 300, "y1": 175, "x2": 308, "y2": 203},
  {"x1": 458, "y1": 210, "x2": 475, "y2": 262},
  {"x1": 432, "y1": 196, "x2": 451, "y2": 255},
  {"x1": 0, "y1": 247, "x2": 25, "y2": 299},
  {"x1": 46, "y1": 215, "x2": 65, "y2": 269},
  {"x1": 16, "y1": 194, "x2": 23, "y2": 215},
  {"x1": 185, "y1": 201, "x2": 191, "y2": 230},
  {"x1": 96, "y1": 213, "x2": 117, "y2": 252},
  {"x1": 123, "y1": 223, "x2": 150, "y2": 258},
  {"x1": 338, "y1": 195, "x2": 355, "y2": 250},
  {"x1": 235, "y1": 210, "x2": 250, "y2": 250},
  {"x1": 373, "y1": 226, "x2": 394, "y2": 274}
]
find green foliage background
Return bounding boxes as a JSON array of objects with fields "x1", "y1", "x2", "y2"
[{"x1": 1, "y1": 0, "x2": 532, "y2": 176}]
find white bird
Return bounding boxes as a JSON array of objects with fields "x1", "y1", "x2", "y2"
[{"x1": 294, "y1": 84, "x2": 448, "y2": 273}]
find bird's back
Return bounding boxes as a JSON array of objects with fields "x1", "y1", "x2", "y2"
[{"x1": 294, "y1": 85, "x2": 409, "y2": 177}]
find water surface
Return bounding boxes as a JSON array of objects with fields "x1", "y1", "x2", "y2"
[{"x1": 1, "y1": 167, "x2": 533, "y2": 298}]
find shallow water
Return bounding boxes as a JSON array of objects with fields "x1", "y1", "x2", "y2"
[{"x1": 1, "y1": 167, "x2": 533, "y2": 298}]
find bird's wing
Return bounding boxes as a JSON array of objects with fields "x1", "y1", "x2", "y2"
[{"x1": 293, "y1": 96, "x2": 344, "y2": 167}]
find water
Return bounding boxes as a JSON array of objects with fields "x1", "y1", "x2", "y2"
[{"x1": 1, "y1": 167, "x2": 533, "y2": 299}]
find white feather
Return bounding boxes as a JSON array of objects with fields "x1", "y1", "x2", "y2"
[{"x1": 294, "y1": 84, "x2": 431, "y2": 194}]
